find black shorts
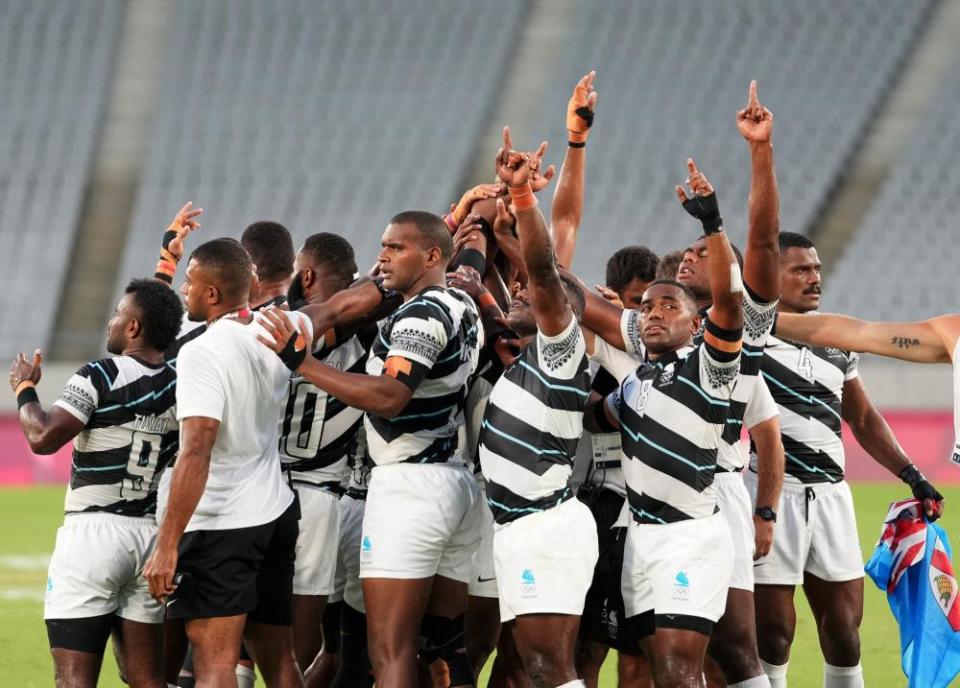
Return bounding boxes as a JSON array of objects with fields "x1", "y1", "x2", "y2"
[
  {"x1": 167, "y1": 497, "x2": 300, "y2": 625},
  {"x1": 578, "y1": 487, "x2": 646, "y2": 654}
]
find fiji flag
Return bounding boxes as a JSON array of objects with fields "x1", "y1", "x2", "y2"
[{"x1": 865, "y1": 498, "x2": 960, "y2": 688}]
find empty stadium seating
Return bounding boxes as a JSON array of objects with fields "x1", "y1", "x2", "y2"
[
  {"x1": 0, "y1": 0, "x2": 122, "y2": 359},
  {"x1": 830, "y1": 48, "x2": 960, "y2": 320},
  {"x1": 527, "y1": 0, "x2": 933, "y2": 283},
  {"x1": 115, "y1": 0, "x2": 529, "y2": 298}
]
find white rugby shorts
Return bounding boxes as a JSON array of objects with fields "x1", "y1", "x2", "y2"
[
  {"x1": 468, "y1": 494, "x2": 498, "y2": 599},
  {"x1": 293, "y1": 485, "x2": 340, "y2": 596},
  {"x1": 360, "y1": 462, "x2": 484, "y2": 582},
  {"x1": 714, "y1": 472, "x2": 756, "y2": 591},
  {"x1": 745, "y1": 471, "x2": 864, "y2": 585},
  {"x1": 45, "y1": 513, "x2": 163, "y2": 624},
  {"x1": 494, "y1": 497, "x2": 598, "y2": 623},
  {"x1": 331, "y1": 491, "x2": 367, "y2": 612},
  {"x1": 621, "y1": 511, "x2": 733, "y2": 623}
]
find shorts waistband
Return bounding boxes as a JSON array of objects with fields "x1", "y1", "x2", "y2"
[
  {"x1": 344, "y1": 487, "x2": 367, "y2": 501},
  {"x1": 292, "y1": 480, "x2": 345, "y2": 496},
  {"x1": 63, "y1": 512, "x2": 156, "y2": 528},
  {"x1": 715, "y1": 466, "x2": 743, "y2": 475},
  {"x1": 777, "y1": 477, "x2": 846, "y2": 496}
]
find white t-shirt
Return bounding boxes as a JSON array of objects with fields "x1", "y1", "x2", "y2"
[{"x1": 171, "y1": 312, "x2": 313, "y2": 531}]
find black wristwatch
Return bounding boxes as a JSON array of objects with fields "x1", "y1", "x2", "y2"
[{"x1": 755, "y1": 506, "x2": 777, "y2": 522}]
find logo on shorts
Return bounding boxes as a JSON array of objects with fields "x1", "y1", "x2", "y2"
[
  {"x1": 672, "y1": 571, "x2": 690, "y2": 600},
  {"x1": 46, "y1": 577, "x2": 53, "y2": 592},
  {"x1": 602, "y1": 602, "x2": 619, "y2": 637},
  {"x1": 361, "y1": 536, "x2": 373, "y2": 563},
  {"x1": 520, "y1": 569, "x2": 537, "y2": 598}
]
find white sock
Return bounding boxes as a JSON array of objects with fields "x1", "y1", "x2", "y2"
[
  {"x1": 236, "y1": 663, "x2": 256, "y2": 688},
  {"x1": 760, "y1": 659, "x2": 788, "y2": 688},
  {"x1": 728, "y1": 675, "x2": 771, "y2": 688},
  {"x1": 823, "y1": 662, "x2": 863, "y2": 688},
  {"x1": 556, "y1": 681, "x2": 586, "y2": 688}
]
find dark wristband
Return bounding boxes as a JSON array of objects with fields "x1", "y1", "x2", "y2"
[
  {"x1": 681, "y1": 192, "x2": 723, "y2": 235},
  {"x1": 568, "y1": 140, "x2": 586, "y2": 149},
  {"x1": 17, "y1": 386, "x2": 39, "y2": 409},
  {"x1": 372, "y1": 277, "x2": 398, "y2": 303},
  {"x1": 277, "y1": 332, "x2": 307, "y2": 371},
  {"x1": 160, "y1": 229, "x2": 178, "y2": 251},
  {"x1": 899, "y1": 464, "x2": 925, "y2": 489}
]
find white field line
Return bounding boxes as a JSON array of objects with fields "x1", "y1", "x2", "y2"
[{"x1": 0, "y1": 554, "x2": 50, "y2": 570}]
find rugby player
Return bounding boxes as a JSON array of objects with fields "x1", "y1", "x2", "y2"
[
  {"x1": 584, "y1": 159, "x2": 745, "y2": 687},
  {"x1": 258, "y1": 210, "x2": 484, "y2": 688},
  {"x1": 750, "y1": 232, "x2": 944, "y2": 688},
  {"x1": 10, "y1": 278, "x2": 183, "y2": 688},
  {"x1": 144, "y1": 238, "x2": 312, "y2": 687}
]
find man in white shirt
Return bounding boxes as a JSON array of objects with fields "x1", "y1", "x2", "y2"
[{"x1": 144, "y1": 237, "x2": 312, "y2": 688}]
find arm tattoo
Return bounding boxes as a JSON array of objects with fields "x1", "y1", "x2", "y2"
[{"x1": 891, "y1": 336, "x2": 921, "y2": 349}]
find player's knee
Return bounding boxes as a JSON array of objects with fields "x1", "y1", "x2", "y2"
[
  {"x1": 650, "y1": 653, "x2": 703, "y2": 688},
  {"x1": 710, "y1": 629, "x2": 762, "y2": 680},
  {"x1": 755, "y1": 615, "x2": 794, "y2": 665},
  {"x1": 820, "y1": 623, "x2": 860, "y2": 667},
  {"x1": 519, "y1": 649, "x2": 555, "y2": 688}
]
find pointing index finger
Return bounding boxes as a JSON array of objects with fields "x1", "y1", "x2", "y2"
[{"x1": 687, "y1": 158, "x2": 698, "y2": 178}]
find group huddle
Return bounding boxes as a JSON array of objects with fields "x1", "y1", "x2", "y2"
[{"x1": 11, "y1": 72, "x2": 952, "y2": 688}]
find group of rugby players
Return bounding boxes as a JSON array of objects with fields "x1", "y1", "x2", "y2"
[{"x1": 9, "y1": 72, "x2": 950, "y2": 688}]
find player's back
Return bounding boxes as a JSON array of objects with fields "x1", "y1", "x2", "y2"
[{"x1": 56, "y1": 356, "x2": 178, "y2": 518}]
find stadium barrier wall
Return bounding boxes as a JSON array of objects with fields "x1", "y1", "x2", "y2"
[{"x1": 1, "y1": 411, "x2": 957, "y2": 486}]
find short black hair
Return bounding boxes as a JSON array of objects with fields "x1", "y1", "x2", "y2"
[
  {"x1": 190, "y1": 238, "x2": 253, "y2": 303},
  {"x1": 646, "y1": 278, "x2": 698, "y2": 312},
  {"x1": 559, "y1": 273, "x2": 586, "y2": 320},
  {"x1": 655, "y1": 250, "x2": 684, "y2": 281},
  {"x1": 779, "y1": 231, "x2": 816, "y2": 252},
  {"x1": 125, "y1": 279, "x2": 184, "y2": 351},
  {"x1": 301, "y1": 233, "x2": 357, "y2": 287},
  {"x1": 605, "y1": 245, "x2": 659, "y2": 293},
  {"x1": 241, "y1": 221, "x2": 295, "y2": 283},
  {"x1": 389, "y1": 210, "x2": 454, "y2": 264}
]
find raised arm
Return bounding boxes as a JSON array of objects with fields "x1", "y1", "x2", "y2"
[
  {"x1": 774, "y1": 312, "x2": 959, "y2": 364},
  {"x1": 9, "y1": 351, "x2": 85, "y2": 454},
  {"x1": 737, "y1": 80, "x2": 779, "y2": 301},
  {"x1": 498, "y1": 127, "x2": 571, "y2": 337},
  {"x1": 153, "y1": 202, "x2": 203, "y2": 284},
  {"x1": 677, "y1": 158, "x2": 743, "y2": 331},
  {"x1": 552, "y1": 70, "x2": 597, "y2": 268}
]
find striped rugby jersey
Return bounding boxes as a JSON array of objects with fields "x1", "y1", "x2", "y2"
[
  {"x1": 364, "y1": 286, "x2": 481, "y2": 466},
  {"x1": 752, "y1": 333, "x2": 858, "y2": 484},
  {"x1": 280, "y1": 325, "x2": 376, "y2": 488},
  {"x1": 694, "y1": 288, "x2": 779, "y2": 471},
  {"x1": 53, "y1": 356, "x2": 178, "y2": 517},
  {"x1": 607, "y1": 316, "x2": 743, "y2": 524},
  {"x1": 480, "y1": 318, "x2": 590, "y2": 524}
]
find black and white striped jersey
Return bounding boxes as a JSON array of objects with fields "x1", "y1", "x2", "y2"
[
  {"x1": 698, "y1": 289, "x2": 779, "y2": 471},
  {"x1": 53, "y1": 356, "x2": 178, "y2": 517},
  {"x1": 364, "y1": 286, "x2": 482, "y2": 466},
  {"x1": 607, "y1": 316, "x2": 743, "y2": 524},
  {"x1": 280, "y1": 325, "x2": 376, "y2": 489},
  {"x1": 584, "y1": 337, "x2": 644, "y2": 498},
  {"x1": 752, "y1": 333, "x2": 858, "y2": 484},
  {"x1": 480, "y1": 318, "x2": 590, "y2": 524}
]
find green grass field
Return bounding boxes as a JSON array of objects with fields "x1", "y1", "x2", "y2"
[{"x1": 1, "y1": 484, "x2": 956, "y2": 686}]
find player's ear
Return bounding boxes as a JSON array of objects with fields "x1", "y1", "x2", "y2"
[
  {"x1": 425, "y1": 245, "x2": 442, "y2": 269},
  {"x1": 127, "y1": 317, "x2": 142, "y2": 341},
  {"x1": 691, "y1": 311, "x2": 703, "y2": 335},
  {"x1": 302, "y1": 268, "x2": 315, "y2": 289}
]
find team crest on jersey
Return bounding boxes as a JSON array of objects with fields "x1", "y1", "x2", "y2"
[{"x1": 659, "y1": 364, "x2": 675, "y2": 386}]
